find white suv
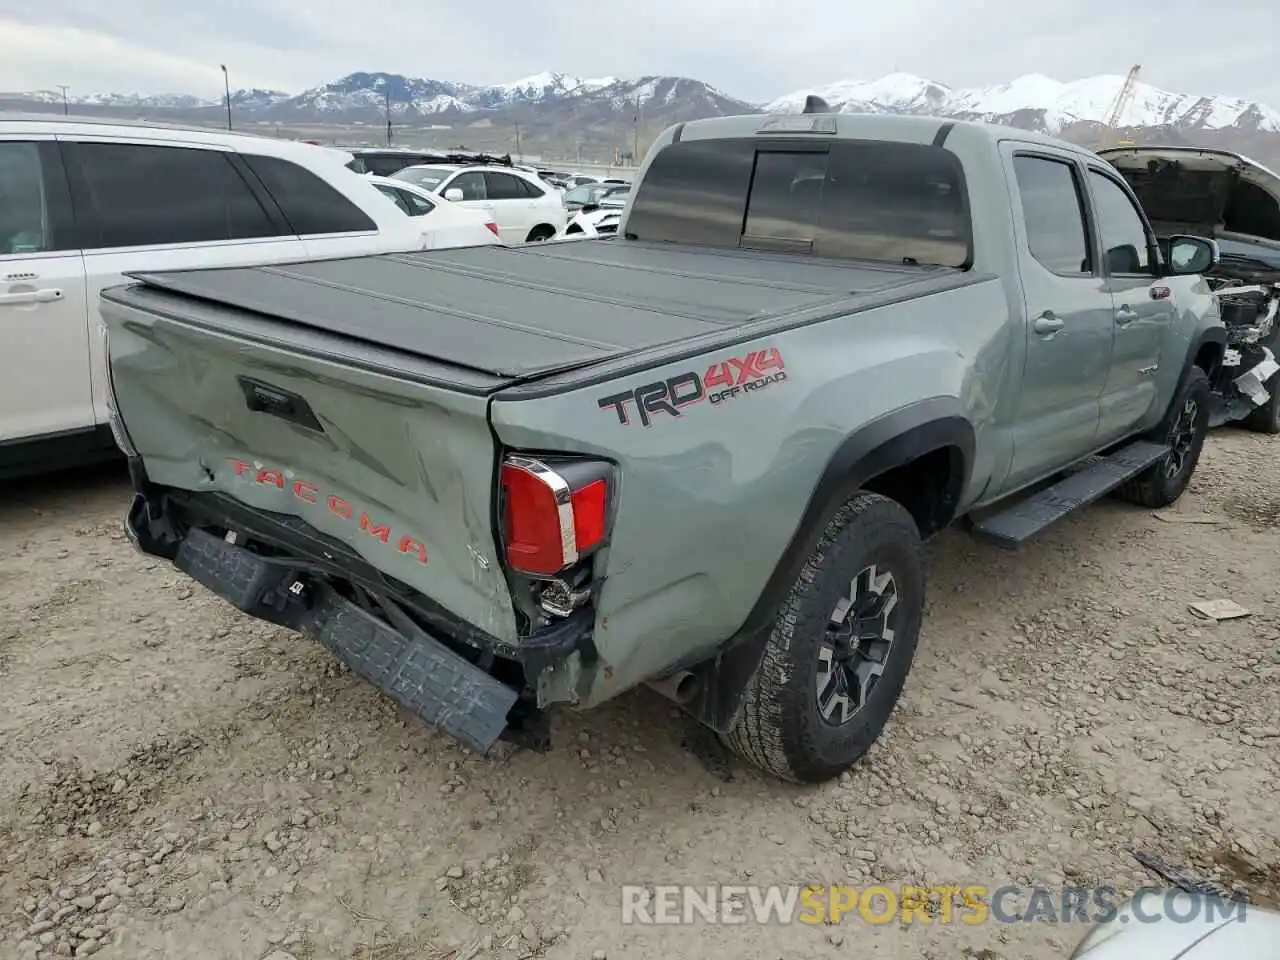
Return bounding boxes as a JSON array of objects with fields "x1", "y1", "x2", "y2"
[
  {"x1": 0, "y1": 115, "x2": 431, "y2": 480},
  {"x1": 389, "y1": 163, "x2": 567, "y2": 244}
]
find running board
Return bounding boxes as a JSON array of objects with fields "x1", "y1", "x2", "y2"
[{"x1": 970, "y1": 440, "x2": 1170, "y2": 549}]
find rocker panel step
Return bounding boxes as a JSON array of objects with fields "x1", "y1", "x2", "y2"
[{"x1": 970, "y1": 440, "x2": 1170, "y2": 549}]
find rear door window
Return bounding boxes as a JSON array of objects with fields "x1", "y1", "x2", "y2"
[
  {"x1": 1013, "y1": 155, "x2": 1093, "y2": 275},
  {"x1": 242, "y1": 154, "x2": 377, "y2": 236},
  {"x1": 66, "y1": 141, "x2": 281, "y2": 249},
  {"x1": 484, "y1": 172, "x2": 527, "y2": 200},
  {"x1": 0, "y1": 141, "x2": 75, "y2": 255}
]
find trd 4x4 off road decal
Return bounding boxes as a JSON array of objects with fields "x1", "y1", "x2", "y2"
[{"x1": 597, "y1": 347, "x2": 787, "y2": 427}]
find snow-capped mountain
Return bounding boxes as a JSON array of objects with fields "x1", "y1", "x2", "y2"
[
  {"x1": 470, "y1": 71, "x2": 616, "y2": 108},
  {"x1": 767, "y1": 73, "x2": 954, "y2": 117},
  {"x1": 4, "y1": 68, "x2": 1277, "y2": 141},
  {"x1": 9, "y1": 89, "x2": 225, "y2": 109},
  {"x1": 282, "y1": 72, "x2": 476, "y2": 117},
  {"x1": 767, "y1": 72, "x2": 1280, "y2": 135}
]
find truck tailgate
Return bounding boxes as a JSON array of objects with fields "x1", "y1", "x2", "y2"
[{"x1": 99, "y1": 285, "x2": 519, "y2": 645}]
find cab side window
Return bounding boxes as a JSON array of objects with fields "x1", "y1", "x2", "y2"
[{"x1": 1088, "y1": 170, "x2": 1154, "y2": 275}]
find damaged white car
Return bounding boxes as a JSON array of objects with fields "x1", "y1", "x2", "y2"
[
  {"x1": 558, "y1": 187, "x2": 629, "y2": 240},
  {"x1": 1102, "y1": 146, "x2": 1280, "y2": 433}
]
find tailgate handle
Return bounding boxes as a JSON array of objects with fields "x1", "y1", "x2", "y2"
[{"x1": 237, "y1": 377, "x2": 325, "y2": 433}]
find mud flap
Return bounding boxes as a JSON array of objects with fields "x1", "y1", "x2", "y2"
[{"x1": 174, "y1": 528, "x2": 518, "y2": 753}]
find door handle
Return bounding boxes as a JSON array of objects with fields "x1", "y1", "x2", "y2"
[
  {"x1": 0, "y1": 288, "x2": 63, "y2": 306},
  {"x1": 1115, "y1": 305, "x2": 1137, "y2": 326},
  {"x1": 1033, "y1": 313, "x2": 1064, "y2": 335}
]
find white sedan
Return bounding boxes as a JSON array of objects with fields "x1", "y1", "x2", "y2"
[{"x1": 367, "y1": 176, "x2": 502, "y2": 249}]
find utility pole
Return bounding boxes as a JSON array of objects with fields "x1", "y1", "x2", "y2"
[
  {"x1": 514, "y1": 122, "x2": 522, "y2": 160},
  {"x1": 632, "y1": 94, "x2": 640, "y2": 165},
  {"x1": 57, "y1": 85, "x2": 69, "y2": 115},
  {"x1": 575, "y1": 141, "x2": 582, "y2": 166},
  {"x1": 220, "y1": 65, "x2": 232, "y2": 131},
  {"x1": 384, "y1": 89, "x2": 393, "y2": 146}
]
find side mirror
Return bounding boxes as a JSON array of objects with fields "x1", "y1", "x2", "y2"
[
  {"x1": 444, "y1": 187, "x2": 465, "y2": 202},
  {"x1": 1165, "y1": 235, "x2": 1220, "y2": 276}
]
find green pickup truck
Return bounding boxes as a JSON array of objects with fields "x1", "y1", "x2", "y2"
[{"x1": 100, "y1": 108, "x2": 1232, "y2": 784}]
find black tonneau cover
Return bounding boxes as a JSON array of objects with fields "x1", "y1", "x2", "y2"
[{"x1": 126, "y1": 240, "x2": 938, "y2": 379}]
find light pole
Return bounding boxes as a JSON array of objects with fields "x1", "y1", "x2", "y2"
[
  {"x1": 632, "y1": 93, "x2": 640, "y2": 166},
  {"x1": 220, "y1": 64, "x2": 232, "y2": 131},
  {"x1": 384, "y1": 89, "x2": 393, "y2": 147},
  {"x1": 57, "y1": 85, "x2": 69, "y2": 115}
]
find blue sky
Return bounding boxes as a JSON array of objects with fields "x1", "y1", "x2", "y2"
[{"x1": 2, "y1": 0, "x2": 1277, "y2": 109}]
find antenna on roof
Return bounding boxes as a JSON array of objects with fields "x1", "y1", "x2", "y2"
[{"x1": 802, "y1": 94, "x2": 832, "y2": 115}]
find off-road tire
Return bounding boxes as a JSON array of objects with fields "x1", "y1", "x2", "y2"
[
  {"x1": 1117, "y1": 366, "x2": 1212, "y2": 508},
  {"x1": 525, "y1": 225, "x2": 556, "y2": 243},
  {"x1": 722, "y1": 491, "x2": 924, "y2": 784}
]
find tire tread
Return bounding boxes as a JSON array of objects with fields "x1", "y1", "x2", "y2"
[{"x1": 724, "y1": 491, "x2": 921, "y2": 783}]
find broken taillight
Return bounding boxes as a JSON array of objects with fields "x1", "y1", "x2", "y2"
[
  {"x1": 499, "y1": 456, "x2": 612, "y2": 576},
  {"x1": 485, "y1": 221, "x2": 500, "y2": 237}
]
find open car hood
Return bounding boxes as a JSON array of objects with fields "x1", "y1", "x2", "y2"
[{"x1": 1099, "y1": 146, "x2": 1280, "y2": 249}]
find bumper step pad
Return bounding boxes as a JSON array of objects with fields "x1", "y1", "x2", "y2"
[{"x1": 175, "y1": 528, "x2": 517, "y2": 752}]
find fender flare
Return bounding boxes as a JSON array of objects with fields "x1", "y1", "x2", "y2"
[{"x1": 683, "y1": 397, "x2": 975, "y2": 732}]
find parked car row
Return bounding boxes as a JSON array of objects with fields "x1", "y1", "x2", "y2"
[{"x1": 0, "y1": 117, "x2": 500, "y2": 480}]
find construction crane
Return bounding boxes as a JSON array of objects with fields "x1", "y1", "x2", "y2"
[{"x1": 1097, "y1": 64, "x2": 1141, "y2": 150}]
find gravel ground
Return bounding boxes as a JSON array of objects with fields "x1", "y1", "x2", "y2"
[{"x1": 1, "y1": 431, "x2": 1278, "y2": 960}]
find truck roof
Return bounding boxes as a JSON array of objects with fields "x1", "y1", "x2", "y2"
[{"x1": 672, "y1": 111, "x2": 1102, "y2": 159}]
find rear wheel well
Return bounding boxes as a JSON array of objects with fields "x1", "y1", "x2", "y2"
[
  {"x1": 861, "y1": 446, "x2": 963, "y2": 539},
  {"x1": 526, "y1": 224, "x2": 557, "y2": 242}
]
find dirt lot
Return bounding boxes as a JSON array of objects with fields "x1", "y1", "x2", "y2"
[{"x1": 2, "y1": 431, "x2": 1279, "y2": 960}]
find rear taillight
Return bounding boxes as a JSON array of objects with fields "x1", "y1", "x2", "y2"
[
  {"x1": 485, "y1": 221, "x2": 500, "y2": 237},
  {"x1": 499, "y1": 456, "x2": 612, "y2": 576}
]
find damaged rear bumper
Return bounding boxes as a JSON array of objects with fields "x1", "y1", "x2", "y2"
[
  {"x1": 176, "y1": 525, "x2": 518, "y2": 752},
  {"x1": 122, "y1": 485, "x2": 589, "y2": 753}
]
